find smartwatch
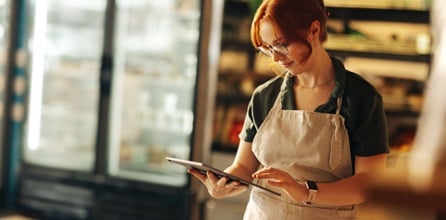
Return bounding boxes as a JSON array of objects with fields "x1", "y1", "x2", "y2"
[{"x1": 304, "y1": 180, "x2": 318, "y2": 205}]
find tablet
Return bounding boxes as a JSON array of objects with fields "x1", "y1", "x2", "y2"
[{"x1": 166, "y1": 157, "x2": 281, "y2": 196}]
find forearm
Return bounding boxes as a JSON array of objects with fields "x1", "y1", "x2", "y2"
[
  {"x1": 301, "y1": 154, "x2": 387, "y2": 206},
  {"x1": 311, "y1": 172, "x2": 369, "y2": 206},
  {"x1": 282, "y1": 155, "x2": 388, "y2": 206},
  {"x1": 224, "y1": 141, "x2": 260, "y2": 181},
  {"x1": 252, "y1": 167, "x2": 368, "y2": 206},
  {"x1": 224, "y1": 163, "x2": 256, "y2": 182}
]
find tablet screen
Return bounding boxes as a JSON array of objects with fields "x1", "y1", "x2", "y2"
[{"x1": 166, "y1": 157, "x2": 281, "y2": 196}]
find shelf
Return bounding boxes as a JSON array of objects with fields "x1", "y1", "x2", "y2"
[
  {"x1": 385, "y1": 109, "x2": 420, "y2": 117},
  {"x1": 220, "y1": 40, "x2": 254, "y2": 51},
  {"x1": 325, "y1": 34, "x2": 430, "y2": 58},
  {"x1": 325, "y1": 1, "x2": 431, "y2": 11},
  {"x1": 384, "y1": 106, "x2": 421, "y2": 116},
  {"x1": 216, "y1": 94, "x2": 251, "y2": 104},
  {"x1": 327, "y1": 6, "x2": 430, "y2": 23},
  {"x1": 223, "y1": 0, "x2": 251, "y2": 14},
  {"x1": 142, "y1": 76, "x2": 196, "y2": 88},
  {"x1": 48, "y1": 0, "x2": 106, "y2": 12},
  {"x1": 343, "y1": 57, "x2": 429, "y2": 81},
  {"x1": 328, "y1": 49, "x2": 431, "y2": 63},
  {"x1": 119, "y1": 161, "x2": 185, "y2": 176}
]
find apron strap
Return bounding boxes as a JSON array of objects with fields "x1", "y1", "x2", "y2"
[
  {"x1": 275, "y1": 73, "x2": 343, "y2": 115},
  {"x1": 272, "y1": 73, "x2": 291, "y2": 110},
  {"x1": 335, "y1": 97, "x2": 343, "y2": 115}
]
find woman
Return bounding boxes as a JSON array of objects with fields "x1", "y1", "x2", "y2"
[{"x1": 190, "y1": 0, "x2": 389, "y2": 219}]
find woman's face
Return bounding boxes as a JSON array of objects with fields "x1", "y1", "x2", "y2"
[{"x1": 259, "y1": 21, "x2": 312, "y2": 75}]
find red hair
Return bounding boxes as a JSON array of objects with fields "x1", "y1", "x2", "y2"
[{"x1": 251, "y1": 0, "x2": 329, "y2": 61}]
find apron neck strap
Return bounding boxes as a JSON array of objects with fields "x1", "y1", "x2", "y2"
[
  {"x1": 274, "y1": 73, "x2": 343, "y2": 114},
  {"x1": 335, "y1": 97, "x2": 343, "y2": 115},
  {"x1": 273, "y1": 73, "x2": 291, "y2": 109}
]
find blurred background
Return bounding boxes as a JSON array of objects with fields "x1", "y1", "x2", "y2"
[{"x1": 0, "y1": 0, "x2": 444, "y2": 219}]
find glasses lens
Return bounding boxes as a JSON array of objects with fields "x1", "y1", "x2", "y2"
[
  {"x1": 258, "y1": 44, "x2": 288, "y2": 57},
  {"x1": 258, "y1": 46, "x2": 273, "y2": 57},
  {"x1": 274, "y1": 44, "x2": 288, "y2": 56}
]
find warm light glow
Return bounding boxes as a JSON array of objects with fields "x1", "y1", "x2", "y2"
[
  {"x1": 408, "y1": 0, "x2": 446, "y2": 192},
  {"x1": 27, "y1": 0, "x2": 48, "y2": 150}
]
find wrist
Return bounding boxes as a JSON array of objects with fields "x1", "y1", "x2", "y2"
[{"x1": 303, "y1": 180, "x2": 318, "y2": 205}]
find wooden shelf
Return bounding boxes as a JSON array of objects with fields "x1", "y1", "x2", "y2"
[{"x1": 327, "y1": 6, "x2": 430, "y2": 23}]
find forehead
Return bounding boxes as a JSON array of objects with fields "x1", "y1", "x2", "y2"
[{"x1": 259, "y1": 20, "x2": 285, "y2": 45}]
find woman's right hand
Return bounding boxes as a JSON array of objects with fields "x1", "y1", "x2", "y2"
[{"x1": 188, "y1": 169, "x2": 248, "y2": 199}]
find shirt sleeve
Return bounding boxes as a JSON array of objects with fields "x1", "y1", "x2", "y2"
[
  {"x1": 238, "y1": 97, "x2": 257, "y2": 142},
  {"x1": 238, "y1": 76, "x2": 283, "y2": 143},
  {"x1": 350, "y1": 93, "x2": 390, "y2": 156}
]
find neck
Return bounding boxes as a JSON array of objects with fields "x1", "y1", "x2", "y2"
[
  {"x1": 295, "y1": 54, "x2": 335, "y2": 89},
  {"x1": 295, "y1": 76, "x2": 334, "y2": 89}
]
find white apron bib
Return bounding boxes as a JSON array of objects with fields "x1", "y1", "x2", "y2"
[{"x1": 243, "y1": 75, "x2": 356, "y2": 220}]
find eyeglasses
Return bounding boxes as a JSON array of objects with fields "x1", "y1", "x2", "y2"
[{"x1": 257, "y1": 43, "x2": 289, "y2": 57}]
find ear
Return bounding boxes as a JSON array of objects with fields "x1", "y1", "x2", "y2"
[{"x1": 308, "y1": 20, "x2": 321, "y2": 41}]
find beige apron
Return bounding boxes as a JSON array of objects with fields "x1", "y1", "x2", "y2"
[{"x1": 243, "y1": 75, "x2": 356, "y2": 220}]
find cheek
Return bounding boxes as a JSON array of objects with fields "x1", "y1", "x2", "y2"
[
  {"x1": 288, "y1": 45, "x2": 310, "y2": 63},
  {"x1": 287, "y1": 49, "x2": 310, "y2": 74}
]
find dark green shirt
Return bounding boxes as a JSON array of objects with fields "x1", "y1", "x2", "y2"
[{"x1": 239, "y1": 57, "x2": 390, "y2": 163}]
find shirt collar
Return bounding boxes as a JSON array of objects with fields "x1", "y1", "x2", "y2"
[
  {"x1": 282, "y1": 56, "x2": 348, "y2": 112},
  {"x1": 284, "y1": 56, "x2": 347, "y2": 97}
]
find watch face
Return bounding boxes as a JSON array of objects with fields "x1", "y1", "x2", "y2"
[{"x1": 306, "y1": 180, "x2": 318, "y2": 190}]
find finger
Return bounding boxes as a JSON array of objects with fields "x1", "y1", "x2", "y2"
[
  {"x1": 233, "y1": 184, "x2": 249, "y2": 191},
  {"x1": 253, "y1": 171, "x2": 277, "y2": 179},
  {"x1": 253, "y1": 167, "x2": 275, "y2": 177},
  {"x1": 206, "y1": 171, "x2": 220, "y2": 184},
  {"x1": 188, "y1": 169, "x2": 207, "y2": 183},
  {"x1": 255, "y1": 166, "x2": 275, "y2": 173},
  {"x1": 225, "y1": 185, "x2": 249, "y2": 197},
  {"x1": 216, "y1": 176, "x2": 228, "y2": 187},
  {"x1": 253, "y1": 167, "x2": 292, "y2": 180},
  {"x1": 267, "y1": 179, "x2": 283, "y2": 184},
  {"x1": 227, "y1": 180, "x2": 240, "y2": 188}
]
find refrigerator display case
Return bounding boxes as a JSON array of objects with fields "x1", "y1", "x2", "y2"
[
  {"x1": 0, "y1": 0, "x2": 11, "y2": 197},
  {"x1": 23, "y1": 0, "x2": 106, "y2": 170},
  {"x1": 107, "y1": 0, "x2": 201, "y2": 186},
  {"x1": 0, "y1": 0, "x2": 10, "y2": 138},
  {"x1": 12, "y1": 0, "x2": 223, "y2": 219}
]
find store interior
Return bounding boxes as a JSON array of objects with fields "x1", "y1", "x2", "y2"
[
  {"x1": 210, "y1": 1, "x2": 445, "y2": 220},
  {"x1": 1, "y1": 0, "x2": 446, "y2": 219}
]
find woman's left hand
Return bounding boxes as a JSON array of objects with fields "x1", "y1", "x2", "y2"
[{"x1": 252, "y1": 167, "x2": 307, "y2": 201}]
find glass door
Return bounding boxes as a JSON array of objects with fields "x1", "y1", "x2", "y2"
[
  {"x1": 0, "y1": 0, "x2": 11, "y2": 189},
  {"x1": 108, "y1": 0, "x2": 201, "y2": 186},
  {"x1": 23, "y1": 0, "x2": 106, "y2": 171}
]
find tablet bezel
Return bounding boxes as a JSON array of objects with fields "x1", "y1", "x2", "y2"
[{"x1": 165, "y1": 157, "x2": 281, "y2": 196}]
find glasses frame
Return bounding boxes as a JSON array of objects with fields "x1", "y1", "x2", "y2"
[{"x1": 257, "y1": 43, "x2": 289, "y2": 57}]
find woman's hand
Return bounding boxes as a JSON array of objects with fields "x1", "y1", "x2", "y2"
[
  {"x1": 188, "y1": 169, "x2": 248, "y2": 199},
  {"x1": 253, "y1": 167, "x2": 307, "y2": 201}
]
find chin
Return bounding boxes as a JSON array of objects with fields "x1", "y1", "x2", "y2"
[{"x1": 286, "y1": 69, "x2": 303, "y2": 76}]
